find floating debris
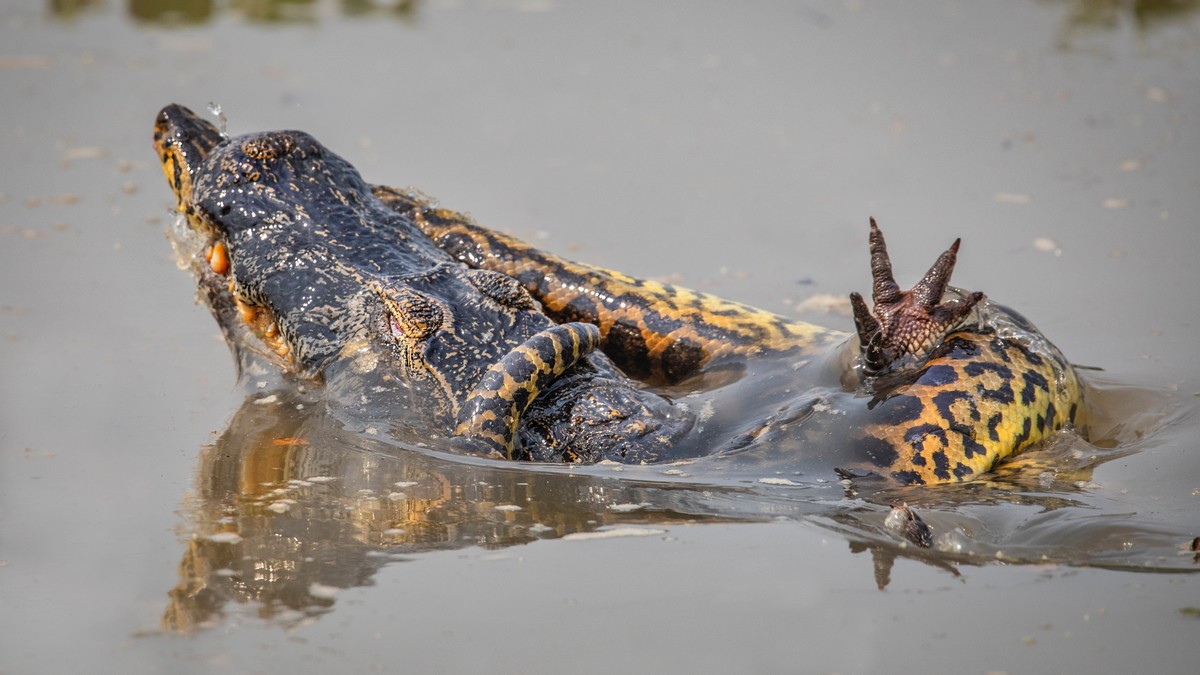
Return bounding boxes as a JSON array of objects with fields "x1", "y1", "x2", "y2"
[
  {"x1": 993, "y1": 192, "x2": 1031, "y2": 205},
  {"x1": 494, "y1": 504, "x2": 523, "y2": 512},
  {"x1": 1145, "y1": 86, "x2": 1170, "y2": 103},
  {"x1": 0, "y1": 56, "x2": 50, "y2": 69},
  {"x1": 1033, "y1": 236, "x2": 1061, "y2": 256},
  {"x1": 795, "y1": 293, "x2": 851, "y2": 315},
  {"x1": 62, "y1": 146, "x2": 107, "y2": 162}
]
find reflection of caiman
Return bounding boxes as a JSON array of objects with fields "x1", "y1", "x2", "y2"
[
  {"x1": 163, "y1": 388, "x2": 731, "y2": 631},
  {"x1": 154, "y1": 103, "x2": 1084, "y2": 484},
  {"x1": 162, "y1": 388, "x2": 962, "y2": 631}
]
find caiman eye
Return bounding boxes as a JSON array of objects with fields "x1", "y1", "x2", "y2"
[
  {"x1": 381, "y1": 287, "x2": 444, "y2": 342},
  {"x1": 241, "y1": 134, "x2": 297, "y2": 161}
]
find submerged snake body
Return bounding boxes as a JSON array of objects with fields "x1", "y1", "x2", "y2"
[
  {"x1": 155, "y1": 104, "x2": 1084, "y2": 485},
  {"x1": 375, "y1": 187, "x2": 1084, "y2": 484}
]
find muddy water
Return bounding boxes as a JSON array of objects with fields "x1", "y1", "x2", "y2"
[{"x1": 2, "y1": 1, "x2": 1199, "y2": 673}]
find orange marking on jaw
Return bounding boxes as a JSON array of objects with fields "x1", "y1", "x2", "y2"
[
  {"x1": 273, "y1": 437, "x2": 310, "y2": 446},
  {"x1": 156, "y1": 142, "x2": 197, "y2": 216},
  {"x1": 207, "y1": 241, "x2": 229, "y2": 276}
]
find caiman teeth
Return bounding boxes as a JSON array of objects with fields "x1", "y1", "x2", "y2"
[
  {"x1": 206, "y1": 240, "x2": 229, "y2": 276},
  {"x1": 236, "y1": 295, "x2": 257, "y2": 324},
  {"x1": 179, "y1": 219, "x2": 288, "y2": 366},
  {"x1": 233, "y1": 294, "x2": 291, "y2": 358}
]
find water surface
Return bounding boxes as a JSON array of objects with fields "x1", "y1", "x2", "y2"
[{"x1": 2, "y1": 1, "x2": 1199, "y2": 673}]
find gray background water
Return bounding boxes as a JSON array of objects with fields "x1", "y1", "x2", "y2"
[{"x1": 2, "y1": 1, "x2": 1200, "y2": 673}]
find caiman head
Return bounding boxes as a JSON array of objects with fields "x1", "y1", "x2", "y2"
[{"x1": 153, "y1": 104, "x2": 604, "y2": 455}]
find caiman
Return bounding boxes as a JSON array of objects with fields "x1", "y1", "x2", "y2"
[{"x1": 154, "y1": 103, "x2": 1085, "y2": 485}]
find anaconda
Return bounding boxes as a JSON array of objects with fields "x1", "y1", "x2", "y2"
[{"x1": 154, "y1": 103, "x2": 1085, "y2": 485}]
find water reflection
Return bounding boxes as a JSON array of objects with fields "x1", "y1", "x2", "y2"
[
  {"x1": 1043, "y1": 0, "x2": 1200, "y2": 31},
  {"x1": 46, "y1": 0, "x2": 1200, "y2": 36},
  {"x1": 163, "y1": 387, "x2": 750, "y2": 631},
  {"x1": 1040, "y1": 0, "x2": 1200, "y2": 49},
  {"x1": 160, "y1": 385, "x2": 975, "y2": 631},
  {"x1": 162, "y1": 377, "x2": 1196, "y2": 631},
  {"x1": 50, "y1": 0, "x2": 420, "y2": 24}
]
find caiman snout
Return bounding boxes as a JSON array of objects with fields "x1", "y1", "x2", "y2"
[{"x1": 153, "y1": 104, "x2": 225, "y2": 212}]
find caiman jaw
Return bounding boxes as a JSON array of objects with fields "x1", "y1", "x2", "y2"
[
  {"x1": 197, "y1": 238, "x2": 294, "y2": 364},
  {"x1": 153, "y1": 104, "x2": 224, "y2": 216},
  {"x1": 155, "y1": 104, "x2": 294, "y2": 370},
  {"x1": 849, "y1": 219, "x2": 984, "y2": 376}
]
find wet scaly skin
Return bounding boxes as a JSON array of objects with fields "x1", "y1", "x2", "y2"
[
  {"x1": 156, "y1": 103, "x2": 1084, "y2": 484},
  {"x1": 375, "y1": 187, "x2": 1085, "y2": 484},
  {"x1": 153, "y1": 104, "x2": 691, "y2": 463}
]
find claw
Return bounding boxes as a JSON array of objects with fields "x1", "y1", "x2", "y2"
[
  {"x1": 851, "y1": 219, "x2": 984, "y2": 375},
  {"x1": 867, "y1": 219, "x2": 903, "y2": 305}
]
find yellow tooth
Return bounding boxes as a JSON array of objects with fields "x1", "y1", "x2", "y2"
[
  {"x1": 207, "y1": 240, "x2": 229, "y2": 276},
  {"x1": 236, "y1": 297, "x2": 257, "y2": 324}
]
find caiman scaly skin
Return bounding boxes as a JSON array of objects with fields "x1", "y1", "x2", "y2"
[
  {"x1": 374, "y1": 187, "x2": 1085, "y2": 485},
  {"x1": 155, "y1": 103, "x2": 1084, "y2": 484},
  {"x1": 153, "y1": 104, "x2": 692, "y2": 464}
]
